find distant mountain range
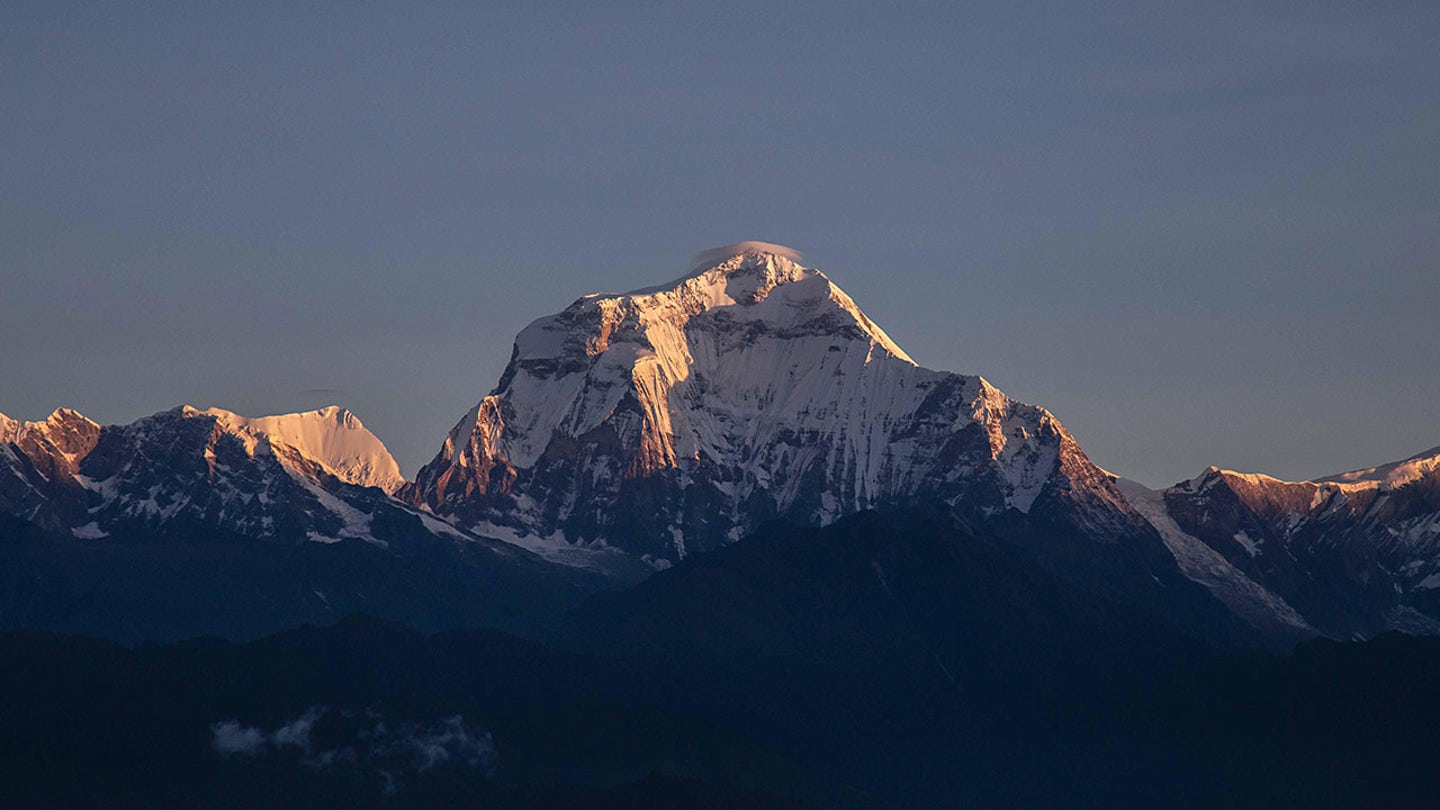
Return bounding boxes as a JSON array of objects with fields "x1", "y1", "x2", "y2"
[
  {"x1": 6, "y1": 241, "x2": 1440, "y2": 809},
  {"x1": 1121, "y1": 450, "x2": 1440, "y2": 640},
  {"x1": 2, "y1": 241, "x2": 1437, "y2": 645},
  {"x1": 0, "y1": 404, "x2": 612, "y2": 642}
]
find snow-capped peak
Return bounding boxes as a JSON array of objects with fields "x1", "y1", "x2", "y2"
[
  {"x1": 1178, "y1": 443, "x2": 1440, "y2": 496},
  {"x1": 1179, "y1": 467, "x2": 1302, "y2": 492},
  {"x1": 1316, "y1": 445, "x2": 1440, "y2": 491},
  {"x1": 0, "y1": 402, "x2": 526, "y2": 561},
  {"x1": 186, "y1": 405, "x2": 405, "y2": 493},
  {"x1": 3, "y1": 404, "x2": 404, "y2": 495},
  {"x1": 409, "y1": 243, "x2": 1124, "y2": 564},
  {"x1": 511, "y1": 241, "x2": 913, "y2": 373},
  {"x1": 0, "y1": 408, "x2": 103, "y2": 477},
  {"x1": 0, "y1": 408, "x2": 100, "y2": 444}
]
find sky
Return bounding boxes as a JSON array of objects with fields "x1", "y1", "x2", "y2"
[{"x1": 2, "y1": 1, "x2": 1437, "y2": 487}]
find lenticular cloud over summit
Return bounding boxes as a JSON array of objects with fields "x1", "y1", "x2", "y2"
[{"x1": 688, "y1": 241, "x2": 803, "y2": 273}]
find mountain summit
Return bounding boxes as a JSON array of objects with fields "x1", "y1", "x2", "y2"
[
  {"x1": 405, "y1": 243, "x2": 1133, "y2": 564},
  {"x1": 191, "y1": 405, "x2": 405, "y2": 494}
]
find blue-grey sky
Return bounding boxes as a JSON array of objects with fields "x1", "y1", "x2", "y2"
[{"x1": 3, "y1": 1, "x2": 1437, "y2": 487}]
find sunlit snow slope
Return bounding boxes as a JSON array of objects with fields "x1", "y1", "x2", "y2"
[{"x1": 407, "y1": 242, "x2": 1132, "y2": 563}]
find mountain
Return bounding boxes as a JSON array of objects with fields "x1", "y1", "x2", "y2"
[
  {"x1": 557, "y1": 504, "x2": 1211, "y2": 687},
  {"x1": 5, "y1": 243, "x2": 1431, "y2": 649},
  {"x1": 206, "y1": 405, "x2": 406, "y2": 493},
  {"x1": 0, "y1": 405, "x2": 614, "y2": 642},
  {"x1": 3, "y1": 404, "x2": 410, "y2": 541},
  {"x1": 550, "y1": 506, "x2": 1440, "y2": 807},
  {"x1": 6, "y1": 241, "x2": 1440, "y2": 806},
  {"x1": 1117, "y1": 445, "x2": 1440, "y2": 639},
  {"x1": 1, "y1": 409, "x2": 101, "y2": 521},
  {"x1": 406, "y1": 243, "x2": 1142, "y2": 566}
]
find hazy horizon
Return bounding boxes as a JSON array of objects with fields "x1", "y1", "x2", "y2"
[{"x1": 4, "y1": 1, "x2": 1437, "y2": 487}]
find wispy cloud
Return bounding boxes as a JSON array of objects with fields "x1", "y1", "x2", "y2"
[
  {"x1": 210, "y1": 708, "x2": 496, "y2": 794},
  {"x1": 211, "y1": 721, "x2": 266, "y2": 755}
]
